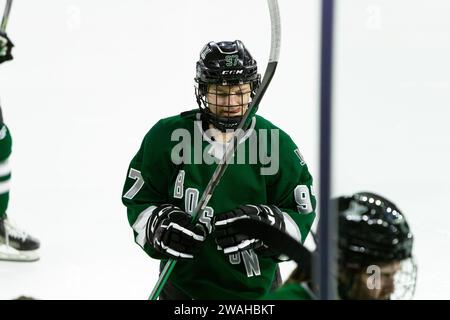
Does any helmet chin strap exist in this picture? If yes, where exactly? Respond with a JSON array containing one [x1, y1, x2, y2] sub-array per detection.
[[201, 108, 242, 133]]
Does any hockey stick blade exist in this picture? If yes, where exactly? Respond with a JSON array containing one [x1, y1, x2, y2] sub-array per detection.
[[148, 0, 281, 300], [230, 219, 312, 279], [1, 0, 13, 32]]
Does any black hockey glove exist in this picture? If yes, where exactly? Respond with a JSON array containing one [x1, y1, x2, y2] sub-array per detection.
[[0, 32, 13, 63], [213, 204, 286, 255], [146, 204, 206, 259]]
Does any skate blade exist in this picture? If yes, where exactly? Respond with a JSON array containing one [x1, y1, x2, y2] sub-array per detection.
[[0, 244, 39, 262]]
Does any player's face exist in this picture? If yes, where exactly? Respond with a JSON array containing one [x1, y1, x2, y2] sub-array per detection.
[[206, 83, 252, 118], [349, 261, 401, 300]]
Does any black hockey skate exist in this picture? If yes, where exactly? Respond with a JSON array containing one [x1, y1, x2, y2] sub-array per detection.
[[0, 215, 40, 262]]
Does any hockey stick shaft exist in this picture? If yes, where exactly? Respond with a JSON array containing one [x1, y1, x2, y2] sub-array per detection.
[[148, 0, 281, 300], [1, 0, 13, 32]]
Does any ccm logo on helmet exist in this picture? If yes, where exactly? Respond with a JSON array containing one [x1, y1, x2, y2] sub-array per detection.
[[222, 70, 244, 75]]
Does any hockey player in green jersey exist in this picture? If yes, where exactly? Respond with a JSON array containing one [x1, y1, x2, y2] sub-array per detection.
[[0, 31, 40, 261], [122, 40, 316, 299], [264, 192, 417, 300]]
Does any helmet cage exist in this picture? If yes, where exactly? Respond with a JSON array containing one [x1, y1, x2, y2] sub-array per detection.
[[195, 79, 260, 132]]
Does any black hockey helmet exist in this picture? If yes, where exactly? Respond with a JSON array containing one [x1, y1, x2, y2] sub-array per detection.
[[336, 192, 416, 299], [194, 40, 261, 131], [337, 192, 413, 268]]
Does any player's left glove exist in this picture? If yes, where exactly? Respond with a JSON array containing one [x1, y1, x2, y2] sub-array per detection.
[[213, 204, 286, 254], [0, 32, 14, 63]]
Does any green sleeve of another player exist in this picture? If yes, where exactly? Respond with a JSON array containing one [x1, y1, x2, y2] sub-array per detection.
[[122, 120, 176, 259], [262, 283, 314, 300], [266, 131, 316, 244]]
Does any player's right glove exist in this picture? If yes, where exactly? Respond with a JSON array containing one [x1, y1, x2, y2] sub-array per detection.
[[0, 32, 14, 63], [146, 204, 206, 259], [213, 204, 286, 255]]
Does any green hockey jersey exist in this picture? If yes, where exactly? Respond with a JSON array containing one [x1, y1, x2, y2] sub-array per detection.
[[122, 110, 316, 299]]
